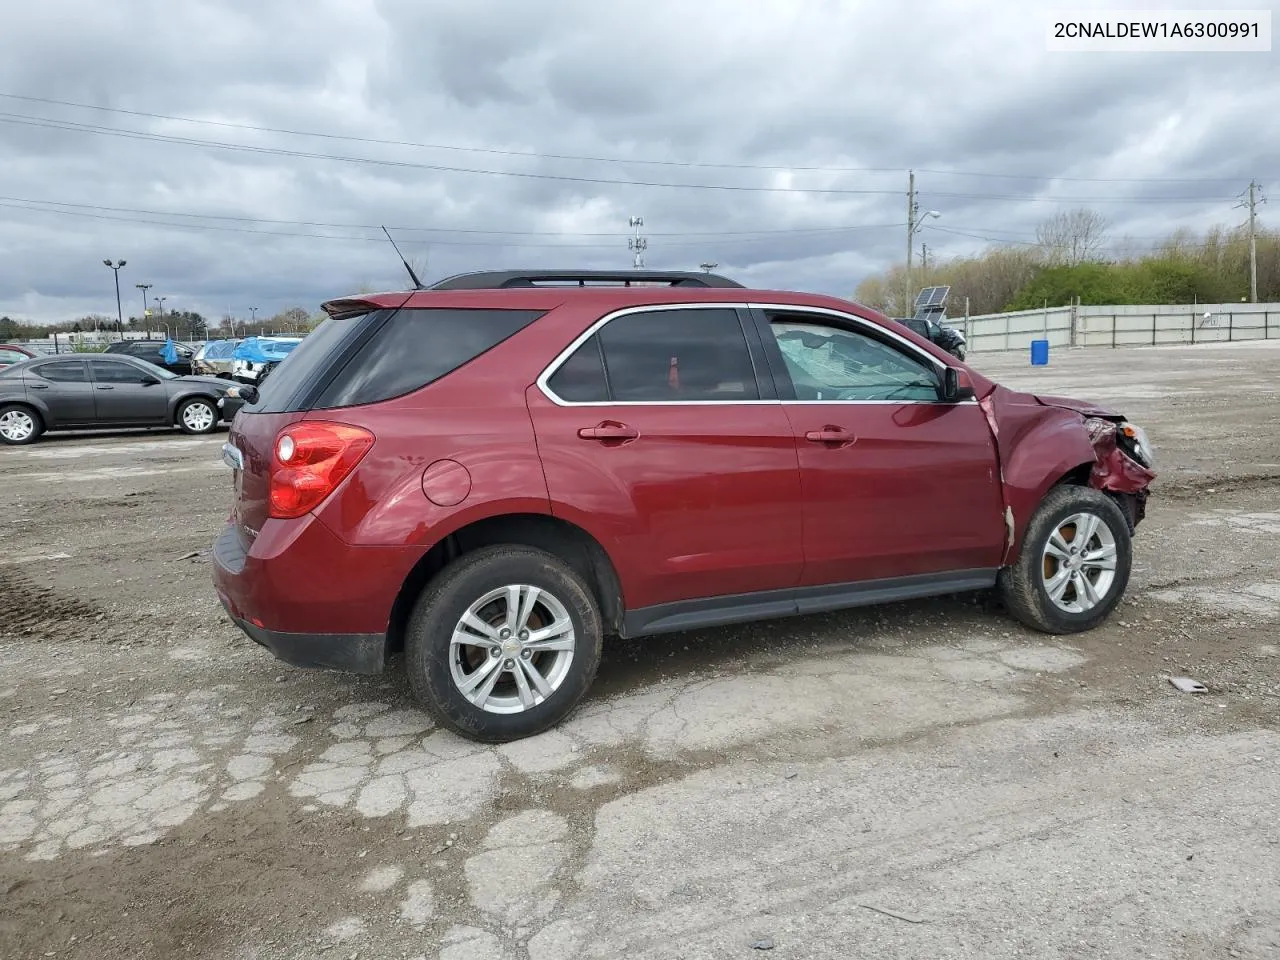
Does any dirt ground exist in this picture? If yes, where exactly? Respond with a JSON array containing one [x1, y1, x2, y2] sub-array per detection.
[[2, 340, 1278, 960]]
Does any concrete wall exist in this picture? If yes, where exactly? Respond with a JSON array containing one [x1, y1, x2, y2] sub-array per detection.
[[959, 302, 1280, 354]]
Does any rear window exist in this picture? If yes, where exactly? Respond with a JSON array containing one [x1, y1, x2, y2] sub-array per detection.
[[312, 308, 545, 409], [253, 312, 380, 413]]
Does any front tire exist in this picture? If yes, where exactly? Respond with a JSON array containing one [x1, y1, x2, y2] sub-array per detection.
[[998, 485, 1132, 634], [0, 404, 44, 445], [176, 397, 218, 435], [404, 545, 604, 742]]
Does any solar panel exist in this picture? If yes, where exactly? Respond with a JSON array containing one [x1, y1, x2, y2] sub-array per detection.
[[914, 285, 950, 310]]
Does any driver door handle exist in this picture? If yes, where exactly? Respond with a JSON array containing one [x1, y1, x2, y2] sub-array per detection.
[[96, 385, 115, 390], [804, 426, 856, 446]]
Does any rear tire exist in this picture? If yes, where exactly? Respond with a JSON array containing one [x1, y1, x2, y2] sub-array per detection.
[[998, 485, 1132, 634], [404, 545, 603, 742], [0, 404, 43, 445], [176, 397, 218, 435]]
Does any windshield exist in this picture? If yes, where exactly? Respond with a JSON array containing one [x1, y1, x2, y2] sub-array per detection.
[[131, 357, 179, 380]]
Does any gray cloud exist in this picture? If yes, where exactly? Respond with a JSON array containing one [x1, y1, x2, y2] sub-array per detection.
[[0, 0, 1276, 325]]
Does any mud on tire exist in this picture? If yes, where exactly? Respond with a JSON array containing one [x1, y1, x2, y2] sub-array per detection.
[[404, 545, 604, 742], [998, 484, 1133, 634]]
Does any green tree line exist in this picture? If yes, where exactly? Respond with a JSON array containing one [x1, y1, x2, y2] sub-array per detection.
[[854, 210, 1280, 316], [1, 305, 320, 342]]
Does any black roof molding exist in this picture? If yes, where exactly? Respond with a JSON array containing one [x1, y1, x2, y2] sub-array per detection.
[[429, 269, 743, 290]]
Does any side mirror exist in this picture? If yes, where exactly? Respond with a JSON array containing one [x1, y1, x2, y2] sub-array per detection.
[[140, 376, 161, 386], [227, 384, 259, 405], [942, 367, 976, 403]]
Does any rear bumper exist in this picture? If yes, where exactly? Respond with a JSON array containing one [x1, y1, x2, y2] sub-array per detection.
[[211, 521, 409, 675], [218, 599, 386, 674]]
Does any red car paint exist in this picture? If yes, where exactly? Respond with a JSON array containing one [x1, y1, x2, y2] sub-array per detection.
[[0, 344, 38, 365], [212, 280, 1154, 669]]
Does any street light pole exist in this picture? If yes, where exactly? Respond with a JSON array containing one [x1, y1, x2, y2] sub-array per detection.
[[249, 306, 258, 329], [104, 259, 127, 338], [155, 296, 167, 339], [135, 282, 152, 338]]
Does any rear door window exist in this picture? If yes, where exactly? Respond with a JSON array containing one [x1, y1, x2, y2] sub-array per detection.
[[312, 308, 545, 409], [33, 360, 90, 382], [595, 307, 758, 402]]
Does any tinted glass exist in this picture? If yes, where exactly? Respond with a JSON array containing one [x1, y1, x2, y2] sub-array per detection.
[[597, 308, 758, 402], [34, 361, 89, 383], [769, 319, 938, 402], [546, 335, 609, 402], [253, 312, 375, 412], [314, 308, 545, 409], [91, 359, 152, 383]]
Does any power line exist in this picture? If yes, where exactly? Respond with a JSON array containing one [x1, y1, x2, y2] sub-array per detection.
[[0, 198, 906, 248], [0, 92, 1250, 184], [0, 193, 900, 238], [0, 112, 1243, 203]]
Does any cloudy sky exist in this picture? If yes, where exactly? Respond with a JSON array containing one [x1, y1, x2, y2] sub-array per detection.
[[0, 0, 1276, 326]]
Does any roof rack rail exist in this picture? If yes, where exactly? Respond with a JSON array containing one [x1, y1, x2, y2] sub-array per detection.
[[428, 269, 743, 290]]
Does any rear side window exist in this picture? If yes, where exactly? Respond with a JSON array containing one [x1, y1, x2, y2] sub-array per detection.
[[313, 308, 545, 409], [253, 312, 380, 413], [546, 335, 609, 402], [548, 307, 759, 403], [33, 361, 89, 383]]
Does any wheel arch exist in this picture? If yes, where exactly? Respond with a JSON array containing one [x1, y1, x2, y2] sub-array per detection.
[[386, 513, 625, 657], [170, 391, 220, 423]]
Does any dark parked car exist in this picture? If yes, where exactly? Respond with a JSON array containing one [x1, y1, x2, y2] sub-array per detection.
[[0, 344, 38, 366], [898, 316, 966, 360], [103, 339, 195, 375], [213, 269, 1155, 743], [0, 354, 238, 445]]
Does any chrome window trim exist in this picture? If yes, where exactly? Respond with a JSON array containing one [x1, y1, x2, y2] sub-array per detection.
[[535, 301, 976, 407]]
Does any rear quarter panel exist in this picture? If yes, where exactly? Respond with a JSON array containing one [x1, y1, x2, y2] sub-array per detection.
[[307, 312, 580, 548]]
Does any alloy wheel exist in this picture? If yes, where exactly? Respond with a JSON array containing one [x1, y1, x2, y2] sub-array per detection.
[[448, 585, 576, 714]]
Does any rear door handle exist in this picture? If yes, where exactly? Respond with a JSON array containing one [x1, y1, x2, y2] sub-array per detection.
[[804, 426, 856, 446], [96, 386, 115, 391], [30, 383, 49, 389], [578, 421, 639, 442]]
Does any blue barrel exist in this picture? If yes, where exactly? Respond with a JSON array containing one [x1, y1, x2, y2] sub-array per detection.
[[1030, 338, 1050, 365]]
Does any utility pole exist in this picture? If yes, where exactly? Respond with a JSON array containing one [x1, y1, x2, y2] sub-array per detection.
[[1237, 180, 1266, 303], [135, 282, 151, 337], [103, 259, 126, 338], [628, 216, 647, 269], [904, 170, 916, 314], [699, 261, 718, 273]]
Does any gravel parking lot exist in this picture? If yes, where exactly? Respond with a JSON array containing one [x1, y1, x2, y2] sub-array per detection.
[[2, 341, 1279, 960]]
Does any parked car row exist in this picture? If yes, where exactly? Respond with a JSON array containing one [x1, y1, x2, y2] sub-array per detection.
[[193, 336, 304, 383], [0, 353, 244, 445]]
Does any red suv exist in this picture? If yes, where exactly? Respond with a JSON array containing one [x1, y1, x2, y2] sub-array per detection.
[[212, 270, 1155, 742]]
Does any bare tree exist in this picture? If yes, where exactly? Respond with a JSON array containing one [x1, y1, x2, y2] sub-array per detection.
[[1035, 208, 1109, 266]]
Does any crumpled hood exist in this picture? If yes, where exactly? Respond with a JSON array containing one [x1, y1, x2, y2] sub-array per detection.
[[1031, 393, 1123, 420]]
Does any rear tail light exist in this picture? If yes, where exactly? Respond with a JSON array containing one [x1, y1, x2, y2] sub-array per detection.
[[268, 421, 374, 519]]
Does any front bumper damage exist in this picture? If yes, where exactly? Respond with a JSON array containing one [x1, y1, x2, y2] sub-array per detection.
[[1084, 417, 1156, 528]]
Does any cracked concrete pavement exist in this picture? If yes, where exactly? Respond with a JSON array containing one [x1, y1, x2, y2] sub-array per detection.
[[1, 341, 1279, 959]]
